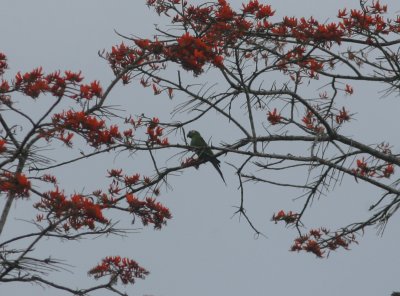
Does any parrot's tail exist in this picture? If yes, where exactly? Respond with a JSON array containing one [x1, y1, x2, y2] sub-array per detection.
[[211, 160, 226, 185]]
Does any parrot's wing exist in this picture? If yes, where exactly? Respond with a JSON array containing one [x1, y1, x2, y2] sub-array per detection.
[[190, 133, 208, 148], [189, 132, 226, 184], [191, 134, 214, 158]]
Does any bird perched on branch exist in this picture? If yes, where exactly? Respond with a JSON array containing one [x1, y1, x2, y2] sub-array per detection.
[[187, 130, 226, 184]]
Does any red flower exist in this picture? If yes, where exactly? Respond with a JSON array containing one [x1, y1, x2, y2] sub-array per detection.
[[337, 8, 347, 18], [64, 70, 83, 82], [303, 240, 324, 257], [152, 84, 161, 95], [216, 1, 235, 21], [272, 210, 298, 224], [345, 84, 353, 95], [88, 256, 149, 285], [124, 174, 140, 186], [256, 5, 274, 19], [107, 169, 123, 178], [0, 139, 6, 153], [161, 138, 169, 146], [90, 80, 102, 97], [0, 172, 31, 197], [267, 108, 282, 125], [0, 52, 8, 76], [335, 107, 350, 124], [0, 80, 9, 92], [383, 164, 394, 178]]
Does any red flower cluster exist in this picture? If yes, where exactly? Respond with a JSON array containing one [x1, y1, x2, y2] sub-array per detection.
[[353, 157, 375, 177], [345, 84, 354, 94], [267, 108, 282, 125], [1, 58, 101, 102], [88, 256, 149, 285], [291, 238, 324, 258], [142, 0, 270, 75], [52, 110, 122, 147], [382, 164, 394, 178], [13, 67, 91, 99], [45, 70, 84, 98], [41, 174, 58, 184], [302, 110, 324, 133], [335, 107, 351, 124], [165, 32, 224, 75], [125, 193, 172, 229], [181, 157, 200, 168], [34, 187, 109, 231], [109, 42, 139, 69], [272, 210, 299, 225], [273, 210, 357, 256], [0, 52, 8, 76], [0, 80, 9, 93], [339, 2, 389, 34], [79, 80, 102, 99], [270, 15, 344, 46], [0, 172, 31, 198], [242, 0, 275, 19], [0, 139, 6, 153], [352, 158, 395, 179], [14, 67, 49, 98], [106, 42, 146, 84], [124, 173, 141, 186], [276, 46, 324, 78], [290, 228, 357, 258], [106, 169, 145, 197], [146, 117, 169, 146]]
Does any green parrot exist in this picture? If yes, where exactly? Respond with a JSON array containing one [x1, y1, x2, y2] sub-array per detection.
[[187, 130, 226, 184]]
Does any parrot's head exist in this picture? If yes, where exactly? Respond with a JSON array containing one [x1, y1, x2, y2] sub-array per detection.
[[187, 130, 200, 138]]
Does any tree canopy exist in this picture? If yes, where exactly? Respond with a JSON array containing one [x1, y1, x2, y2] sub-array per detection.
[[1, 0, 400, 294]]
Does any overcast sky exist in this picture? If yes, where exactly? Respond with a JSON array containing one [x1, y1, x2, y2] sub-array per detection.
[[1, 1, 400, 296]]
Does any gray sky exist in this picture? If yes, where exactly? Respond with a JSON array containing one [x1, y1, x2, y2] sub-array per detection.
[[1, 1, 400, 295]]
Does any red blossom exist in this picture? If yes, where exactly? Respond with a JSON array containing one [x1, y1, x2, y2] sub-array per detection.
[[107, 169, 123, 178], [145, 118, 168, 146], [41, 174, 57, 184], [216, 0, 235, 21], [382, 164, 394, 178], [125, 194, 172, 229], [160, 138, 169, 146], [288, 228, 357, 258], [303, 240, 324, 257], [34, 188, 109, 231], [337, 8, 347, 18], [64, 70, 83, 83], [354, 157, 375, 177], [88, 256, 149, 285], [0, 172, 31, 198], [14, 67, 50, 98], [267, 108, 282, 125], [152, 84, 161, 95], [0, 139, 6, 153], [124, 173, 141, 186], [272, 210, 299, 225], [335, 107, 350, 124], [302, 110, 323, 132], [52, 110, 121, 147], [80, 80, 103, 99], [256, 5, 274, 19], [345, 84, 354, 94], [0, 80, 9, 92], [135, 39, 151, 49], [181, 157, 199, 168], [0, 52, 7, 76]]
